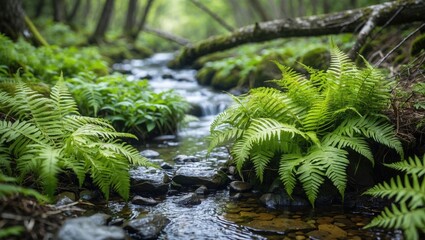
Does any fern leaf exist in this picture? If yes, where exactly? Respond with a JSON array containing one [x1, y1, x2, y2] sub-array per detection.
[[279, 153, 304, 196], [365, 203, 425, 240], [364, 175, 425, 209], [322, 133, 374, 164], [251, 146, 274, 183], [297, 160, 325, 207], [208, 127, 244, 153], [0, 120, 46, 145], [51, 77, 79, 118], [385, 155, 425, 177]]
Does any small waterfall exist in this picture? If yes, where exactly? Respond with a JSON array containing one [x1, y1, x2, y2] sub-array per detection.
[[113, 53, 233, 119]]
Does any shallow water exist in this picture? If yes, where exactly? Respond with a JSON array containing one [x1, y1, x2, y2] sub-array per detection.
[[109, 53, 403, 239]]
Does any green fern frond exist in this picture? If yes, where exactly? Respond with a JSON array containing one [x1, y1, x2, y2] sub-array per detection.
[[97, 142, 151, 166], [328, 45, 356, 80], [365, 203, 425, 240], [51, 77, 79, 118], [297, 160, 325, 207], [0, 120, 46, 145], [251, 147, 274, 183], [322, 133, 374, 164], [0, 174, 48, 201], [385, 155, 425, 177], [208, 127, 244, 153], [279, 153, 304, 196], [365, 175, 425, 209]]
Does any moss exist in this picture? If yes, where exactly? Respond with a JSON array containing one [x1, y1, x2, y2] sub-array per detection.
[[294, 47, 330, 72], [211, 68, 240, 91], [196, 67, 216, 86], [411, 33, 425, 57], [193, 51, 233, 69], [251, 52, 292, 87]]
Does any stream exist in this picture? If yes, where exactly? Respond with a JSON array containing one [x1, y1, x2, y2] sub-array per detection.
[[108, 53, 403, 240]]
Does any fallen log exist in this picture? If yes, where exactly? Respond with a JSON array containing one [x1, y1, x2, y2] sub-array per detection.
[[169, 0, 425, 68]]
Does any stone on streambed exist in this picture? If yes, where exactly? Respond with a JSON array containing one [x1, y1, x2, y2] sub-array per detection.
[[124, 214, 170, 239], [242, 217, 315, 234], [130, 167, 169, 196], [229, 181, 253, 192], [172, 164, 230, 189], [57, 213, 126, 240], [174, 193, 201, 206], [131, 195, 160, 206], [173, 154, 200, 163], [260, 192, 309, 208], [140, 149, 160, 158]]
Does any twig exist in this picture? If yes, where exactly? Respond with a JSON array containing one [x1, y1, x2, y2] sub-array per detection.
[[375, 23, 425, 66]]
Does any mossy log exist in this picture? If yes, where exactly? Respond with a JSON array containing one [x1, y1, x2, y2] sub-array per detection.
[[169, 0, 425, 68]]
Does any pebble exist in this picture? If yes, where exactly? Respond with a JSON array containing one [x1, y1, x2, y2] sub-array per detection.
[[317, 216, 333, 224]]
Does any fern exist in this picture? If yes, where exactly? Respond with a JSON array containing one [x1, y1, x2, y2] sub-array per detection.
[[209, 45, 402, 206], [364, 155, 425, 240], [0, 78, 151, 200]]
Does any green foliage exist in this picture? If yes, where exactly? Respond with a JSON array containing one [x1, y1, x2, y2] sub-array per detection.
[[0, 78, 151, 200], [209, 45, 402, 206], [413, 82, 425, 110], [0, 173, 48, 201], [364, 155, 425, 240], [68, 73, 190, 139], [0, 34, 108, 82]]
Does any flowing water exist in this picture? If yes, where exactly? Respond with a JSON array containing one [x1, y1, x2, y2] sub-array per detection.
[[110, 54, 403, 240]]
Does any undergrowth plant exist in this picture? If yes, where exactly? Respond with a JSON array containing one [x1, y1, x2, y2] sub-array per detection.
[[364, 155, 425, 240], [69, 73, 189, 139], [208, 45, 403, 206], [0, 77, 151, 200]]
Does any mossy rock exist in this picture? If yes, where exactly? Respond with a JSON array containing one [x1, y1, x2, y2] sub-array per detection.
[[294, 47, 330, 72], [196, 67, 217, 86], [193, 51, 233, 69], [253, 52, 293, 88], [411, 33, 425, 57], [211, 68, 240, 91]]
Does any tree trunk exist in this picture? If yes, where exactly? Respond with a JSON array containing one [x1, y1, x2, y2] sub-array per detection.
[[81, 0, 91, 23], [124, 0, 138, 37], [278, 0, 287, 18], [35, 0, 45, 18], [53, 0, 67, 22], [169, 0, 425, 68], [89, 0, 115, 44], [298, 0, 305, 17], [323, 0, 330, 14], [248, 0, 270, 21], [0, 0, 25, 41], [311, 0, 318, 15], [67, 0, 82, 23], [189, 0, 234, 32], [130, 0, 155, 41], [144, 26, 191, 46]]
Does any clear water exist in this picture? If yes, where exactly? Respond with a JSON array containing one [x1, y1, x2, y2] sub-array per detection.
[[109, 54, 402, 240]]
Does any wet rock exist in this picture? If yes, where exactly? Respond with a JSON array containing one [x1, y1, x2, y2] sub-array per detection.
[[173, 154, 200, 163], [131, 181, 169, 196], [162, 73, 174, 79], [124, 214, 170, 239], [260, 193, 309, 208], [228, 166, 237, 175], [55, 194, 74, 207], [243, 217, 315, 233], [175, 193, 201, 205], [307, 230, 332, 240], [57, 213, 125, 240], [153, 135, 176, 142], [130, 168, 169, 196], [140, 149, 160, 158], [163, 173, 172, 183], [229, 181, 252, 192], [172, 165, 230, 189], [318, 224, 348, 238], [195, 185, 209, 195], [131, 195, 159, 206], [317, 216, 334, 224], [160, 162, 173, 170], [79, 190, 97, 201]]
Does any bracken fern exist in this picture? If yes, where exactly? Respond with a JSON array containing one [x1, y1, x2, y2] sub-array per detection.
[[0, 77, 151, 200], [208, 45, 403, 206]]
